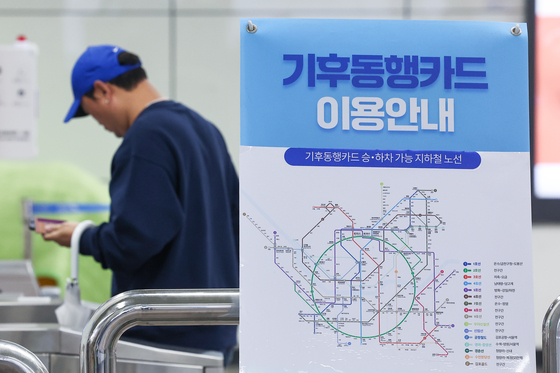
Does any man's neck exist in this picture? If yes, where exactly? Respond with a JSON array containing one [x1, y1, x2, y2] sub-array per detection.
[[124, 80, 163, 127]]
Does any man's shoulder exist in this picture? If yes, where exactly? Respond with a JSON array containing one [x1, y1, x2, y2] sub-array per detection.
[[137, 101, 223, 140], [135, 101, 214, 135], [138, 100, 203, 124], [121, 102, 213, 154]]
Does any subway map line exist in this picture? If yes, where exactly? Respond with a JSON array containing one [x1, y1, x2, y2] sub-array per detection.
[[244, 185, 457, 355]]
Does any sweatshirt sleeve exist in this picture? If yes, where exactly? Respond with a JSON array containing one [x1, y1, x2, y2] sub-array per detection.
[[80, 154, 185, 274]]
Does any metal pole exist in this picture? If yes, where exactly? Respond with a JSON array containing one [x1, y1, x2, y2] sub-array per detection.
[[543, 295, 560, 373], [0, 339, 49, 373], [80, 288, 239, 373], [21, 199, 33, 260]]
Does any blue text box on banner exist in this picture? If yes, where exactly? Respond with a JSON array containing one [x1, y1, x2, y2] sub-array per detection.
[[240, 19, 529, 152]]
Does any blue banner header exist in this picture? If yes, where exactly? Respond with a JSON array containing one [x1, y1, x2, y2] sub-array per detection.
[[241, 19, 529, 152]]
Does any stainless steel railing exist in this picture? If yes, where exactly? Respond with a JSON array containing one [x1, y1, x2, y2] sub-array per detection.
[[0, 339, 49, 373], [80, 288, 239, 373], [543, 295, 560, 373]]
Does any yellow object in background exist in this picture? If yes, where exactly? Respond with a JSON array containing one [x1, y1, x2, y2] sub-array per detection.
[[0, 161, 112, 304]]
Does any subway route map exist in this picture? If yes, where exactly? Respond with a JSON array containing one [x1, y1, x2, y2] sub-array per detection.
[[243, 185, 458, 356]]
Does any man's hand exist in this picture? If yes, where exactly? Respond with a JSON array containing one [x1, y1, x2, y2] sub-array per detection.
[[42, 221, 80, 247]]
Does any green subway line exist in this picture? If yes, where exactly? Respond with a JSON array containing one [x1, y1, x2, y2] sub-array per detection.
[[310, 235, 417, 339]]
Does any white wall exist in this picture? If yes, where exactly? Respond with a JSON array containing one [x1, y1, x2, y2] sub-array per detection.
[[4, 0, 554, 348]]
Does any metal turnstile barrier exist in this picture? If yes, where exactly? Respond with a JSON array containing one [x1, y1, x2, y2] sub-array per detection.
[[0, 339, 49, 373], [0, 281, 239, 373], [81, 288, 239, 373], [543, 296, 560, 373]]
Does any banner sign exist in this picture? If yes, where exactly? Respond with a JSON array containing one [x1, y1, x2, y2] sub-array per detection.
[[240, 19, 534, 373]]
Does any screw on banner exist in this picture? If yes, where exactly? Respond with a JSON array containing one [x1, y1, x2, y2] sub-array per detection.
[[511, 24, 522, 36], [247, 20, 258, 33]]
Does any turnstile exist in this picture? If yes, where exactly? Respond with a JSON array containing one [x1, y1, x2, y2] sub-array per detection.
[[0, 263, 226, 373], [0, 260, 233, 373], [0, 323, 224, 373], [543, 296, 560, 373]]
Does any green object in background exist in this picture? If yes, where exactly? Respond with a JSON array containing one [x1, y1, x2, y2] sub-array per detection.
[[0, 161, 112, 304]]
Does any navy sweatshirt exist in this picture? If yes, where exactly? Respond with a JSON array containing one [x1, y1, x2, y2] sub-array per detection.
[[80, 100, 239, 356]]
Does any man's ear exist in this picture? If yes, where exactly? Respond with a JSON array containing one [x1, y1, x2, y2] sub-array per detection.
[[92, 80, 114, 101]]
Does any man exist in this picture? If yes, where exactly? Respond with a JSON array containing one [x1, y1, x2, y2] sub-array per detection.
[[43, 45, 239, 363]]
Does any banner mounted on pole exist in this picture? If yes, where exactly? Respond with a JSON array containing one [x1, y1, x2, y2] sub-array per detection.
[[240, 19, 534, 373]]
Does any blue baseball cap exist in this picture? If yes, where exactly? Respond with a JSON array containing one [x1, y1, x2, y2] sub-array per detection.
[[64, 45, 141, 123]]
